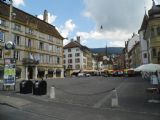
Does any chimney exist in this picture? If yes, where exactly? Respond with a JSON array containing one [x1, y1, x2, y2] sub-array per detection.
[[43, 10, 48, 23], [77, 36, 80, 43]]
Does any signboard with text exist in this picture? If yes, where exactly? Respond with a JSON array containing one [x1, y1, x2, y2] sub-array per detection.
[[3, 58, 16, 86]]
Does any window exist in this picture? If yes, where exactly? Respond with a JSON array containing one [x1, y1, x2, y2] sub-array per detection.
[[48, 35, 53, 41], [68, 65, 72, 69], [14, 51, 20, 61], [14, 24, 21, 31], [0, 31, 5, 42], [14, 34, 20, 46], [157, 27, 160, 35], [68, 49, 71, 52], [0, 49, 3, 59], [64, 55, 66, 58], [68, 59, 72, 63], [39, 42, 44, 50], [143, 53, 147, 58], [0, 19, 6, 26], [28, 39, 31, 48], [75, 53, 80, 57], [76, 48, 79, 51], [152, 48, 156, 57], [48, 45, 52, 51], [64, 60, 66, 64], [75, 64, 80, 69], [75, 58, 80, 63], [28, 28, 33, 34], [68, 54, 72, 57], [151, 28, 155, 38], [57, 57, 60, 64]]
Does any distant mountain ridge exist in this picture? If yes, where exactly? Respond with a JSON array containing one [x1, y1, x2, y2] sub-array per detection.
[[90, 47, 124, 55]]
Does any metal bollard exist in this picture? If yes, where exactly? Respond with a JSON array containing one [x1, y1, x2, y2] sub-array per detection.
[[111, 89, 119, 107], [50, 86, 55, 99]]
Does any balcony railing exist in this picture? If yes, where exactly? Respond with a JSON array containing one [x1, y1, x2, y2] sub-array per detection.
[[22, 58, 39, 66]]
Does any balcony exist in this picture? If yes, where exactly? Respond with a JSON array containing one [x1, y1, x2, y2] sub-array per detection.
[[22, 58, 39, 66]]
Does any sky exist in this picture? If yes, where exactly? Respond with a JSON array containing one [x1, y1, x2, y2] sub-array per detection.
[[9, 0, 156, 48]]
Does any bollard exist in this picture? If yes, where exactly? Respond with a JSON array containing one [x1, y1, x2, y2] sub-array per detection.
[[50, 86, 55, 99], [111, 88, 119, 107]]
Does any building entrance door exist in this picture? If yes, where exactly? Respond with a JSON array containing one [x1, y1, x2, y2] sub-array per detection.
[[28, 66, 33, 79]]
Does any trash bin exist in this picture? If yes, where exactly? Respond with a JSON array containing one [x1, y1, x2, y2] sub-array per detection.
[[40, 80, 47, 95], [33, 80, 41, 95], [33, 80, 47, 95], [20, 80, 33, 94]]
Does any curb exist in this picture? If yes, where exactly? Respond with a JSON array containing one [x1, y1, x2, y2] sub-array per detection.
[[0, 95, 31, 109]]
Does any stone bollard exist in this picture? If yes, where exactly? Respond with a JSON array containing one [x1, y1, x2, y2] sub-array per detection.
[[111, 88, 119, 107], [50, 86, 55, 99]]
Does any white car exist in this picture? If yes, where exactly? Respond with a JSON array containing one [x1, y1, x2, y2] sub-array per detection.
[[85, 73, 91, 77], [78, 73, 85, 77]]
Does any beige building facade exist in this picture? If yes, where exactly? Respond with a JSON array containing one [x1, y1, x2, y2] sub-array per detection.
[[144, 1, 160, 64], [0, 1, 64, 81]]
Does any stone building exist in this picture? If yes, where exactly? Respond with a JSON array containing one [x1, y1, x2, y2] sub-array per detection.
[[144, 0, 160, 64], [0, 1, 64, 80]]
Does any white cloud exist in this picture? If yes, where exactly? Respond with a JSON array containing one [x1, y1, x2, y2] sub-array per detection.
[[59, 19, 76, 38], [83, 0, 153, 32], [76, 30, 131, 47], [37, 13, 57, 24], [13, 0, 25, 7], [80, 0, 154, 47]]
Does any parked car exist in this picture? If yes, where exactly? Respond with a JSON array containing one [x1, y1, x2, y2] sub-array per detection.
[[78, 73, 86, 77], [85, 73, 91, 77]]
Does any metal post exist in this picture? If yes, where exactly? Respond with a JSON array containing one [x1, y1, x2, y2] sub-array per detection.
[[111, 88, 119, 107], [50, 86, 55, 99], [9, 0, 13, 43]]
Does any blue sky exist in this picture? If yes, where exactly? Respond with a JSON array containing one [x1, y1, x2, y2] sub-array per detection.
[[11, 0, 155, 48]]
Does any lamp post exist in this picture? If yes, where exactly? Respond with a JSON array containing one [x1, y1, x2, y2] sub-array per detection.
[[3, 0, 16, 91]]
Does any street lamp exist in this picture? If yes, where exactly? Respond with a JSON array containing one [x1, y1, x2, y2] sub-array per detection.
[[3, 0, 17, 91]]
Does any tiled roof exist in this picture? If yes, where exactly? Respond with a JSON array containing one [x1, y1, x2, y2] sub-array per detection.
[[64, 41, 90, 52], [0, 1, 63, 40]]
